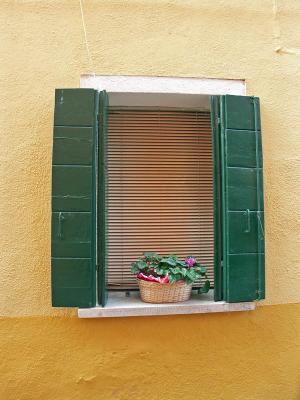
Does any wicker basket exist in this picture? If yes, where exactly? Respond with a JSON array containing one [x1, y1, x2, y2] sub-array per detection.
[[137, 279, 192, 303]]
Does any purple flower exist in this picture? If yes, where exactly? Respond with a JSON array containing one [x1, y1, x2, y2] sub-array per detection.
[[185, 257, 196, 268]]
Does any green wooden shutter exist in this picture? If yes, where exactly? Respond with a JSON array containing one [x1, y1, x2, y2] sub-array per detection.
[[51, 89, 98, 307], [211, 97, 223, 301], [212, 95, 265, 302], [98, 90, 108, 307]]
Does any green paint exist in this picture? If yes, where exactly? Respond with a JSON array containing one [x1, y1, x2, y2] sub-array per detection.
[[52, 166, 92, 211], [219, 95, 265, 302], [51, 89, 97, 308], [220, 96, 229, 300], [254, 97, 265, 300], [98, 90, 109, 307], [53, 127, 93, 165], [54, 89, 96, 126], [210, 96, 223, 301], [52, 212, 92, 258]]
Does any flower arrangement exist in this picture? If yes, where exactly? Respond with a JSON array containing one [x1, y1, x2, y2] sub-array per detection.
[[131, 252, 210, 294]]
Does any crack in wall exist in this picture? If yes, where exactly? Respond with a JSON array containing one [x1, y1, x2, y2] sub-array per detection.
[[272, 0, 300, 55]]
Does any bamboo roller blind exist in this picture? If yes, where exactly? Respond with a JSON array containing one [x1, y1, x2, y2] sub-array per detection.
[[106, 109, 214, 289]]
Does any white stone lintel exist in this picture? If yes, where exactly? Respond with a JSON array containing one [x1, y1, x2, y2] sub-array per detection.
[[80, 75, 245, 96]]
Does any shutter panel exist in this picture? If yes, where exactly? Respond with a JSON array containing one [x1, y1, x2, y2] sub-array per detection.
[[215, 95, 265, 302], [210, 97, 223, 301], [98, 90, 108, 306], [51, 89, 98, 307]]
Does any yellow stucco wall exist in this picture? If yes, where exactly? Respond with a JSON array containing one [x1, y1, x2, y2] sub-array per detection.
[[1, 1, 300, 398]]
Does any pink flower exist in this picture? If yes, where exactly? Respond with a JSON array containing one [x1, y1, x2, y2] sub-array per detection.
[[185, 257, 196, 268]]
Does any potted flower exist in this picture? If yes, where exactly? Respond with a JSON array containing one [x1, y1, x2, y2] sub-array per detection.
[[131, 252, 210, 303]]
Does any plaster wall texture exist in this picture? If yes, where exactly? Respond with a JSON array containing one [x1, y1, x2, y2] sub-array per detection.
[[1, 0, 300, 316], [1, 1, 300, 399], [1, 304, 300, 400]]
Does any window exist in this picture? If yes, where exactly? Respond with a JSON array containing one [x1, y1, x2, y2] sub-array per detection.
[[51, 77, 265, 311], [106, 108, 214, 290]]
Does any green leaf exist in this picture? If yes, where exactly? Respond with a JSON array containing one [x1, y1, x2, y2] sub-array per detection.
[[131, 265, 139, 274], [198, 280, 210, 294], [173, 267, 182, 274], [177, 260, 186, 267], [155, 268, 165, 276], [193, 266, 207, 276], [160, 257, 177, 266], [136, 260, 147, 269], [188, 269, 197, 279], [143, 251, 155, 258]]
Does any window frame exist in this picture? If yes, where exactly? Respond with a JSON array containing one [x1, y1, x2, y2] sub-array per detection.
[[81, 75, 246, 307]]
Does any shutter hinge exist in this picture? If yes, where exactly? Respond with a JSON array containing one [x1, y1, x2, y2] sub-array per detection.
[[98, 113, 102, 123], [217, 117, 221, 125]]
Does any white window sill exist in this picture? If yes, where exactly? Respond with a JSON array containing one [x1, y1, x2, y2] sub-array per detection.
[[78, 290, 255, 318]]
